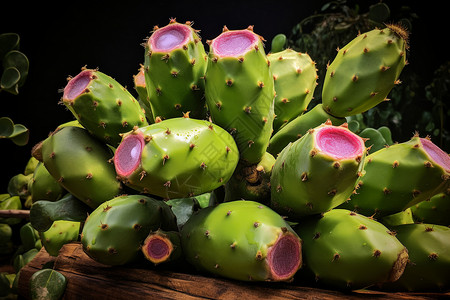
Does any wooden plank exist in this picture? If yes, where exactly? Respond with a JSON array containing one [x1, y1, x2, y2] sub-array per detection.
[[18, 243, 450, 300]]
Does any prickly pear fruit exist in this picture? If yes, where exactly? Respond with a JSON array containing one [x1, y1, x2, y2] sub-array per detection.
[[81, 194, 178, 266], [39, 220, 80, 257], [381, 223, 450, 292], [62, 68, 148, 146], [181, 200, 302, 282], [141, 229, 182, 265], [34, 126, 122, 208], [267, 49, 318, 132], [322, 24, 408, 117], [340, 135, 450, 218], [267, 104, 346, 156], [144, 19, 207, 120], [29, 162, 66, 202], [296, 209, 409, 290], [411, 191, 450, 226], [114, 117, 239, 199], [271, 121, 366, 219], [205, 26, 275, 165]]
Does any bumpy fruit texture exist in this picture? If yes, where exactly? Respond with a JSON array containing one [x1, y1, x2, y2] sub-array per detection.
[[271, 122, 366, 219], [181, 200, 302, 282], [39, 220, 80, 257], [411, 191, 450, 226], [141, 229, 182, 265], [133, 65, 154, 123], [340, 136, 450, 218], [382, 223, 450, 292], [37, 126, 122, 209], [29, 162, 66, 202], [81, 194, 178, 266], [267, 104, 346, 156], [62, 68, 148, 146], [296, 209, 408, 290], [205, 26, 275, 164], [267, 49, 318, 132], [322, 24, 408, 117], [144, 20, 207, 120], [114, 117, 239, 199]]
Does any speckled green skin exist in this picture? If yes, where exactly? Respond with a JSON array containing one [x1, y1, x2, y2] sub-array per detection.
[[322, 25, 407, 117], [267, 49, 318, 132], [29, 162, 66, 202], [295, 209, 408, 290], [62, 69, 148, 147], [411, 191, 450, 226], [81, 194, 177, 266], [340, 137, 450, 218], [271, 123, 366, 219], [267, 104, 346, 156], [114, 117, 239, 199], [382, 223, 450, 292], [40, 126, 122, 209], [144, 22, 207, 120], [181, 200, 302, 281], [205, 29, 275, 165], [39, 220, 80, 257]]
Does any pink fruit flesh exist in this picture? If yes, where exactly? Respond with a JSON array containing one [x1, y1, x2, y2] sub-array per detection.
[[149, 23, 191, 52], [315, 127, 364, 160], [212, 30, 258, 57], [147, 237, 170, 259], [63, 70, 92, 101], [420, 138, 450, 172], [267, 233, 301, 281], [114, 134, 144, 177]]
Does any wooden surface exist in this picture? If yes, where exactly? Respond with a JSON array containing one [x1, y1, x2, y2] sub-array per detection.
[[18, 243, 450, 300]]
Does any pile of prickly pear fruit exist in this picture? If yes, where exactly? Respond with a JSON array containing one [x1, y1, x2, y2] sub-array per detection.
[[1, 18, 450, 297]]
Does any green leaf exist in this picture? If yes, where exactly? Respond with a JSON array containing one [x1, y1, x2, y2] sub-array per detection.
[[3, 50, 29, 86], [0, 33, 20, 59], [1, 66, 20, 90], [368, 3, 390, 23], [10, 124, 30, 146], [270, 34, 287, 53], [0, 117, 14, 137], [30, 269, 67, 300]]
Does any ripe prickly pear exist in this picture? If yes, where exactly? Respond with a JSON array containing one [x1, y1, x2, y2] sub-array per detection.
[[296, 209, 408, 290], [39, 220, 80, 257], [267, 49, 318, 132], [271, 121, 366, 219], [205, 26, 275, 165], [181, 200, 302, 282], [62, 68, 148, 146], [81, 194, 177, 266], [144, 19, 207, 120], [114, 117, 239, 199], [340, 135, 450, 218], [322, 24, 408, 117], [141, 229, 182, 265]]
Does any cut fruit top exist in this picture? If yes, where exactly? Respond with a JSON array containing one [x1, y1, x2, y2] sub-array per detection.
[[266, 232, 302, 281], [149, 23, 192, 52], [114, 133, 145, 177], [420, 138, 450, 172], [211, 29, 259, 57], [315, 126, 365, 160], [63, 69, 93, 101]]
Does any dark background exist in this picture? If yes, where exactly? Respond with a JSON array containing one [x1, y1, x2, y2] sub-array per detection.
[[0, 0, 447, 192]]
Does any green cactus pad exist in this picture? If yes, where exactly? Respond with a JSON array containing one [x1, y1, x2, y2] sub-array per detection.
[[62, 68, 148, 146], [39, 220, 80, 257], [205, 27, 275, 164], [29, 162, 66, 202], [114, 117, 239, 199], [271, 122, 366, 219], [322, 24, 408, 117], [340, 136, 450, 218], [181, 200, 302, 281], [144, 20, 207, 120], [296, 209, 408, 290], [411, 191, 450, 226], [267, 49, 318, 132], [81, 194, 177, 266]]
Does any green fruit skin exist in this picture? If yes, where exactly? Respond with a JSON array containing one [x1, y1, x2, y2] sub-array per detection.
[[144, 22, 207, 120], [322, 26, 406, 117], [267, 104, 346, 157], [271, 123, 365, 219], [39, 220, 80, 257], [63, 69, 148, 147], [382, 223, 450, 292], [41, 126, 122, 209], [411, 191, 450, 226], [205, 29, 275, 165], [29, 162, 66, 202], [296, 209, 408, 290], [115, 117, 239, 199], [181, 200, 302, 281], [267, 49, 318, 132], [340, 137, 450, 218], [81, 194, 178, 266]]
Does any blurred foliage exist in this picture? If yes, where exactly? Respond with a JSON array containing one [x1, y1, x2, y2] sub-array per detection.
[[284, 0, 449, 151]]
